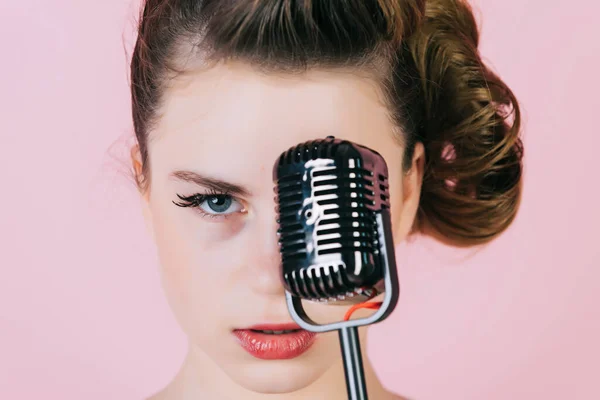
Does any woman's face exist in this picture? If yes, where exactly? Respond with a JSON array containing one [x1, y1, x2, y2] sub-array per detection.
[[136, 61, 423, 394]]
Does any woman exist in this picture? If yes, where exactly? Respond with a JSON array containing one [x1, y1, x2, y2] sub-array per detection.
[[128, 0, 523, 398]]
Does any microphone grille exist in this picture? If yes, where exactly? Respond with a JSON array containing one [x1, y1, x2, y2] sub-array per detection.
[[274, 137, 391, 303]]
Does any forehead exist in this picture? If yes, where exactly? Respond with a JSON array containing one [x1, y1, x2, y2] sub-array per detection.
[[149, 61, 403, 191]]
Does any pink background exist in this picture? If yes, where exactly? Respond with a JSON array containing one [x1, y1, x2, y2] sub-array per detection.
[[1, 0, 599, 399]]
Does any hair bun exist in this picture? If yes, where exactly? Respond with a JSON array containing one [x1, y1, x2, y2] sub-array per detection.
[[403, 0, 524, 245]]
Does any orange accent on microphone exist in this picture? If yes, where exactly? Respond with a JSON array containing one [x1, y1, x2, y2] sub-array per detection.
[[343, 289, 384, 321], [343, 301, 383, 321]]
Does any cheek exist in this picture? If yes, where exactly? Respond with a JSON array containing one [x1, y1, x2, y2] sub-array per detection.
[[151, 198, 242, 278], [150, 204, 240, 333], [385, 161, 408, 241], [390, 185, 403, 220], [387, 161, 404, 218]]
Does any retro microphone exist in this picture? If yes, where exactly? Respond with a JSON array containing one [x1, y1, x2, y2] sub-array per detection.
[[273, 136, 399, 400]]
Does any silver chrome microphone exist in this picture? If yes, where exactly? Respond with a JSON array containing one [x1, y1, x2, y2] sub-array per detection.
[[273, 136, 400, 400]]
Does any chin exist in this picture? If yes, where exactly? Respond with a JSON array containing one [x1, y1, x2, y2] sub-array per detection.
[[224, 360, 329, 393]]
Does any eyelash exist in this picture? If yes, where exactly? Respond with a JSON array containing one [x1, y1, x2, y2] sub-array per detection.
[[172, 189, 242, 220]]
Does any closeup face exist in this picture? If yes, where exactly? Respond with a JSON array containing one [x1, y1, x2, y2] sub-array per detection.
[[134, 61, 424, 394]]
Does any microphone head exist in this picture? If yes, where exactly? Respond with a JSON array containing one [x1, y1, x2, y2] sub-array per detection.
[[273, 136, 393, 305]]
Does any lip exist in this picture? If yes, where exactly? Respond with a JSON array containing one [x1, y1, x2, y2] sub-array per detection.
[[232, 323, 318, 360]]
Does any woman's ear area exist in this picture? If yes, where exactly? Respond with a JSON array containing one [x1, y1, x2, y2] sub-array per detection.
[[130, 144, 155, 242], [392, 141, 426, 244]]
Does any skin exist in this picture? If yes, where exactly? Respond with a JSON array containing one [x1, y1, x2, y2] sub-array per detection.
[[132, 60, 425, 400]]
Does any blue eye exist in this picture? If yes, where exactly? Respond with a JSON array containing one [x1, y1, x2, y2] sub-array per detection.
[[202, 195, 235, 214], [173, 192, 246, 219]]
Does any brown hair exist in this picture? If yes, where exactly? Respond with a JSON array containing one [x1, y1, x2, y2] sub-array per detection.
[[130, 0, 523, 246]]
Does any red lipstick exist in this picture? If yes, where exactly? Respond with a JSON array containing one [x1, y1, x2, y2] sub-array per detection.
[[232, 323, 317, 360]]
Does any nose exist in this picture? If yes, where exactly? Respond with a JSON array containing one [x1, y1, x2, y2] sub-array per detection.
[[245, 207, 286, 297]]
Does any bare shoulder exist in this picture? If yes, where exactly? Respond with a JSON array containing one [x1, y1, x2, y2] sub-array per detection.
[[149, 388, 409, 399], [144, 387, 169, 400], [386, 390, 413, 400]]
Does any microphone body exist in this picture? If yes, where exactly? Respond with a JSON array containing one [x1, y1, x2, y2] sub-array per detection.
[[273, 136, 400, 399], [275, 136, 394, 304]]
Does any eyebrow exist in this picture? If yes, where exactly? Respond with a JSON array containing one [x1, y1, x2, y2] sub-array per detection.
[[169, 170, 252, 197]]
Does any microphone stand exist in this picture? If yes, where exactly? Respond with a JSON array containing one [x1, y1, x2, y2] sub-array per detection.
[[339, 326, 368, 399]]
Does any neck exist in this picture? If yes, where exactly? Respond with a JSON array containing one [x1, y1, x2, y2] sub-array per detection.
[[158, 327, 393, 400]]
